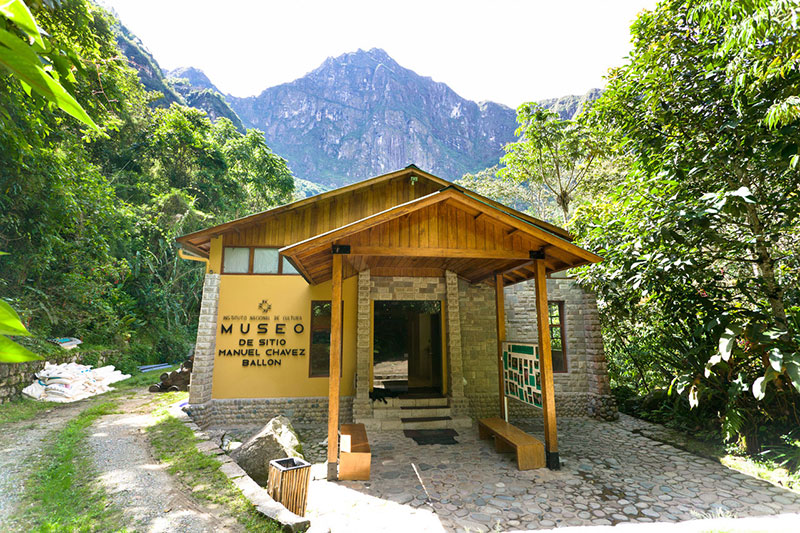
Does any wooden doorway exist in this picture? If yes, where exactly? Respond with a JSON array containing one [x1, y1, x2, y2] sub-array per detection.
[[372, 300, 443, 395]]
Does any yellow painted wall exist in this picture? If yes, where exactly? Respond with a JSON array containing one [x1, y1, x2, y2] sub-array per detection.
[[206, 236, 222, 274], [211, 275, 358, 399]]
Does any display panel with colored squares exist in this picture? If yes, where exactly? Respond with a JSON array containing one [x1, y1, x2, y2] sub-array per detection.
[[502, 342, 542, 408]]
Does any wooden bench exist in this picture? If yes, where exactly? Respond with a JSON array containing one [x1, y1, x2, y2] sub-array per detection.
[[339, 423, 371, 480], [478, 417, 545, 470]]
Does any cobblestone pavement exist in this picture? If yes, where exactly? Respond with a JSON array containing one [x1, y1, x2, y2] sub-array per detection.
[[294, 414, 800, 532]]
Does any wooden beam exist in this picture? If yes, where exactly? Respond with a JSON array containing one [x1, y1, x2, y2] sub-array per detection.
[[495, 273, 507, 420], [327, 253, 343, 480], [533, 258, 559, 470], [348, 246, 531, 260]]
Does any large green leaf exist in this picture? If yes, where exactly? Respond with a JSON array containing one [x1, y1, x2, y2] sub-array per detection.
[[0, 334, 42, 362], [0, 27, 97, 129], [718, 328, 736, 362], [785, 357, 800, 392], [0, 0, 44, 47], [0, 299, 30, 336]]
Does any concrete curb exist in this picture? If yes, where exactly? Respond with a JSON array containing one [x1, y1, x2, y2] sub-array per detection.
[[168, 401, 323, 533]]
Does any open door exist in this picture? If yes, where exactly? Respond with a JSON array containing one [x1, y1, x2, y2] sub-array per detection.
[[372, 300, 442, 395]]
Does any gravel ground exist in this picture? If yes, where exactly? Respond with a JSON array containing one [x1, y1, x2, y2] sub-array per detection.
[[0, 400, 89, 529], [88, 394, 244, 532]]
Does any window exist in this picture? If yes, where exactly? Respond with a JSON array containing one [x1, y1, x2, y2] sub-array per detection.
[[253, 248, 279, 273], [282, 257, 299, 275], [309, 300, 343, 377], [548, 301, 567, 373], [222, 247, 250, 273], [221, 247, 299, 275]]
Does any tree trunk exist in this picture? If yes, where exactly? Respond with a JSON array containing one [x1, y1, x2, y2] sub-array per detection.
[[744, 202, 788, 330]]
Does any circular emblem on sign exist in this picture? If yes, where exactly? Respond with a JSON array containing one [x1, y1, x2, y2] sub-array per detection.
[[258, 299, 272, 313]]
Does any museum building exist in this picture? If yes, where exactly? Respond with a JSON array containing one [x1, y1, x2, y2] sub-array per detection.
[[176, 166, 616, 475]]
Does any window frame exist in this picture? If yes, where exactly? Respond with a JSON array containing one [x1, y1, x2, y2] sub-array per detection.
[[548, 300, 568, 373], [308, 299, 344, 378], [221, 246, 300, 275]]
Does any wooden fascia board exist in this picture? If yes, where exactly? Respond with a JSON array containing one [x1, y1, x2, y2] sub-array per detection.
[[175, 167, 452, 247], [347, 246, 532, 260], [281, 187, 601, 279], [177, 240, 210, 259], [444, 195, 603, 265], [450, 185, 573, 241]]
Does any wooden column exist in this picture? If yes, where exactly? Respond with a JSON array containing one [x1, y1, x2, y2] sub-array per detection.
[[327, 253, 343, 480], [533, 258, 559, 469], [494, 273, 506, 420]]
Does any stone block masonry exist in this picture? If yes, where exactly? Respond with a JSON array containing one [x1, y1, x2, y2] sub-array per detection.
[[186, 396, 354, 428], [459, 275, 617, 420], [189, 273, 220, 405]]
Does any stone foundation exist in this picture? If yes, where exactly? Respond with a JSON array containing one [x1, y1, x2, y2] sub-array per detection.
[[185, 396, 354, 428], [459, 275, 617, 421], [465, 391, 617, 420]]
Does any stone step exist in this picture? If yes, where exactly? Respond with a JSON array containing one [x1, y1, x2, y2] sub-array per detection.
[[356, 415, 473, 431], [371, 406, 452, 419], [369, 396, 449, 408]]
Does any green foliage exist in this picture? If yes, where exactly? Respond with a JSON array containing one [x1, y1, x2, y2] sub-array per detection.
[[0, 0, 97, 129], [501, 104, 606, 223], [0, 296, 41, 362], [0, 0, 294, 360], [572, 0, 800, 453]]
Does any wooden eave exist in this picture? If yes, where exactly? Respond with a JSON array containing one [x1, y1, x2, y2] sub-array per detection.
[[175, 166, 573, 258], [280, 188, 601, 286]]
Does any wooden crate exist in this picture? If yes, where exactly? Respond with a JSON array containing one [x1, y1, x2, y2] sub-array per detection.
[[267, 457, 311, 516]]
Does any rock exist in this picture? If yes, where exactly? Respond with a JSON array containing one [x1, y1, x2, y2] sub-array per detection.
[[230, 416, 304, 486]]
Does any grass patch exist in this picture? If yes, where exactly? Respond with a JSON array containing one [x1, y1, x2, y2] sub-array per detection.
[[147, 410, 281, 532], [721, 455, 800, 493], [14, 401, 126, 532], [0, 396, 58, 426]]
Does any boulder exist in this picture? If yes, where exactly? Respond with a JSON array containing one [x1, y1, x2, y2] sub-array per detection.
[[230, 416, 304, 486]]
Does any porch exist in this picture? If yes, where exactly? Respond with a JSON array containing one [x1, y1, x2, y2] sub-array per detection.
[[280, 186, 603, 479]]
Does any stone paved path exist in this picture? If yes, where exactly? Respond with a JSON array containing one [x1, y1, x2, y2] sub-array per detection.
[[293, 414, 800, 532]]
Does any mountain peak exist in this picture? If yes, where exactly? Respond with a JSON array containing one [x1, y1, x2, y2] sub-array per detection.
[[167, 66, 217, 92]]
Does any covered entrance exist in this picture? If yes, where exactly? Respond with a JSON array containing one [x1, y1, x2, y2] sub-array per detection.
[[280, 181, 602, 479], [372, 300, 444, 396]]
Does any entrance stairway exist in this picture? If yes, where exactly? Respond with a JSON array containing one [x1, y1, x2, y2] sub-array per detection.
[[357, 396, 472, 431]]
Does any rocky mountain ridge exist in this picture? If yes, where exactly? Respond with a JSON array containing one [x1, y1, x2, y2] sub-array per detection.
[[115, 30, 599, 188]]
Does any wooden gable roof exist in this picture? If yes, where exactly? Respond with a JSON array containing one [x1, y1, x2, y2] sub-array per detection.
[[175, 166, 572, 258], [280, 187, 602, 286]]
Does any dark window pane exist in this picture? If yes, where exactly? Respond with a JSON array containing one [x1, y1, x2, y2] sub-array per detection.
[[548, 301, 567, 373], [309, 301, 342, 377], [310, 301, 331, 377]]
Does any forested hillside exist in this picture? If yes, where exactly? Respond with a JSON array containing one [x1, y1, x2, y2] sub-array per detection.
[[0, 0, 293, 370], [462, 0, 800, 474]]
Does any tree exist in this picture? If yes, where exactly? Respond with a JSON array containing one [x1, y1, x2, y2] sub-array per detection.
[[572, 0, 800, 448], [500, 104, 605, 223], [0, 0, 97, 129]]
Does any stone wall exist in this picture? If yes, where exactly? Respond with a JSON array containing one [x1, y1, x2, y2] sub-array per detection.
[[0, 349, 120, 404], [186, 396, 354, 428], [185, 271, 616, 425], [458, 275, 617, 420], [188, 273, 220, 405]]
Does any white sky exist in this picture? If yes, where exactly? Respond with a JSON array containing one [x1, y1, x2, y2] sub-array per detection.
[[102, 0, 658, 108]]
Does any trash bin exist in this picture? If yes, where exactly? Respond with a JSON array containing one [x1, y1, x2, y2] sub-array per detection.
[[267, 457, 312, 516]]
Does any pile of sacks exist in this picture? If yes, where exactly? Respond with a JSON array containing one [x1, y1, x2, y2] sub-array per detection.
[[22, 362, 130, 403]]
